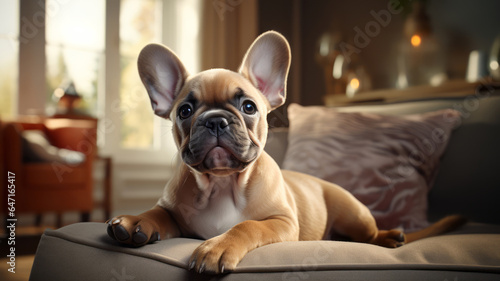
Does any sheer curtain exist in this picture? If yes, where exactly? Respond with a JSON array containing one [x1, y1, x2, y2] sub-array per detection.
[[200, 0, 258, 71]]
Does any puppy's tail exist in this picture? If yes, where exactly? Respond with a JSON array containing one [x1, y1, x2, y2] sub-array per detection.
[[405, 215, 467, 243]]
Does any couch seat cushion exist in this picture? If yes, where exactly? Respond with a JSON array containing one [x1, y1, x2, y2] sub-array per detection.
[[30, 222, 500, 280]]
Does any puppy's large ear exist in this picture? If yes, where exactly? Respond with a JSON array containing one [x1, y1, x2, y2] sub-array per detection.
[[138, 44, 188, 118], [239, 31, 291, 110]]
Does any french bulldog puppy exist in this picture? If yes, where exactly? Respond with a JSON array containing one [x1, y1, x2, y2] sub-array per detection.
[[107, 31, 464, 274]]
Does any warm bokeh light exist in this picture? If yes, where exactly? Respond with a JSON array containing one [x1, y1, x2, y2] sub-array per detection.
[[491, 61, 499, 71], [411, 35, 422, 47], [349, 78, 360, 90], [53, 88, 65, 99]]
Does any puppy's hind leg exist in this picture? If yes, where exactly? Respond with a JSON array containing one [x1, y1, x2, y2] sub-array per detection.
[[334, 215, 405, 248], [323, 182, 405, 248], [368, 215, 467, 247]]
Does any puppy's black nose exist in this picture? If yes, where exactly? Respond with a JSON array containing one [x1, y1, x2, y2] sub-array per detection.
[[205, 117, 229, 137]]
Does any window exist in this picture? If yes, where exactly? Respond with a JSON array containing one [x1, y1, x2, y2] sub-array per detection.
[[0, 0, 19, 118], [45, 0, 105, 116], [113, 0, 201, 160], [119, 0, 162, 149], [10, 0, 200, 164]]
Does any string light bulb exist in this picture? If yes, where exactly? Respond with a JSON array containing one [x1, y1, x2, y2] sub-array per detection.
[[411, 35, 422, 47]]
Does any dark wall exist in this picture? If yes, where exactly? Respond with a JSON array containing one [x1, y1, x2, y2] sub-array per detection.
[[259, 0, 500, 106], [258, 0, 296, 126], [427, 0, 500, 79]]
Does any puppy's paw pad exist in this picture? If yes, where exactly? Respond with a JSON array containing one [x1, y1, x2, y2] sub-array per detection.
[[106, 215, 158, 247], [114, 225, 131, 241], [132, 231, 148, 244]]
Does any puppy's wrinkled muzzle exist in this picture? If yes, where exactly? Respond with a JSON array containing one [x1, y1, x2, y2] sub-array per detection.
[[205, 117, 229, 137], [182, 110, 258, 174]]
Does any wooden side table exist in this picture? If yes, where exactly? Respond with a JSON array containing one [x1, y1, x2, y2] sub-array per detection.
[[97, 155, 112, 221]]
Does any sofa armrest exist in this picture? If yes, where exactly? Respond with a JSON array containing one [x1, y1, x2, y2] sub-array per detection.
[[44, 118, 98, 169], [44, 119, 97, 154]]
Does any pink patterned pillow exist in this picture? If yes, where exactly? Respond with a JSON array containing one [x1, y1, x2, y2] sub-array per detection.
[[282, 104, 461, 232]]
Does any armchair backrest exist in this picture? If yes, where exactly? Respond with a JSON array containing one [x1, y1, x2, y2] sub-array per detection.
[[1, 116, 98, 214]]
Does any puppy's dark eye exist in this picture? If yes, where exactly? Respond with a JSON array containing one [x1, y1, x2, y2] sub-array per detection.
[[178, 104, 193, 119], [241, 101, 257, 115]]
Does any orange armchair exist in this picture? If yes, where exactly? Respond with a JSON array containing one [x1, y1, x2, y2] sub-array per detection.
[[1, 117, 97, 225]]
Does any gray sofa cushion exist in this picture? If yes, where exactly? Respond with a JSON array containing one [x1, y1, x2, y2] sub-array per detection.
[[30, 222, 500, 280]]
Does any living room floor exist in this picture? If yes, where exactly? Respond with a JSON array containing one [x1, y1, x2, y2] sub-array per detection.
[[0, 255, 34, 281]]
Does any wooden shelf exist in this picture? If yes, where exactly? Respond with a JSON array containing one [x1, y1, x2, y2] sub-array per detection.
[[324, 80, 496, 106]]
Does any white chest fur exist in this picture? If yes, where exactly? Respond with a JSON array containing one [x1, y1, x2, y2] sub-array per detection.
[[187, 175, 247, 239]]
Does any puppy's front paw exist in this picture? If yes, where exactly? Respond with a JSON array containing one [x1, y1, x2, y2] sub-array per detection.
[[188, 235, 246, 274], [107, 215, 160, 247]]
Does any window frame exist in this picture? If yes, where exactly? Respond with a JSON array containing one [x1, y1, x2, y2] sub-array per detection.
[[102, 0, 183, 165]]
